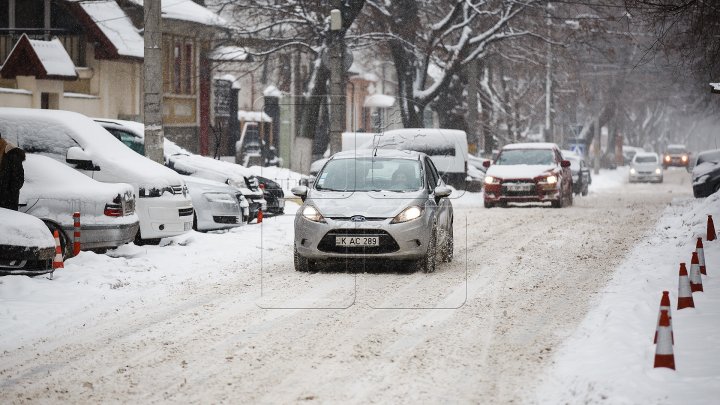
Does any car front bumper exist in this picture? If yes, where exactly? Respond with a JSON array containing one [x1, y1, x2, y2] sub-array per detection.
[[0, 245, 54, 276], [484, 182, 560, 204], [294, 215, 431, 261], [629, 173, 663, 182], [693, 181, 716, 198]]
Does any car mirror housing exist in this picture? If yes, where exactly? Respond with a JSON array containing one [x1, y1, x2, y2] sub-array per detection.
[[560, 160, 571, 168], [291, 185, 309, 201], [66, 146, 98, 171], [434, 185, 452, 200], [482, 160, 491, 168]]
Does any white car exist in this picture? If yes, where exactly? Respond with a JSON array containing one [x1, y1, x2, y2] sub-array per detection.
[[0, 108, 193, 243], [182, 176, 248, 231], [629, 152, 663, 183], [21, 154, 139, 257]]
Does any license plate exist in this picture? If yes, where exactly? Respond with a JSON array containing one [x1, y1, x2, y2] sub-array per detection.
[[335, 236, 379, 247], [184, 222, 192, 231], [506, 184, 532, 192]]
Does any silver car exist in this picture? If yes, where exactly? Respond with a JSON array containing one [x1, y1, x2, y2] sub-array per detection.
[[181, 176, 248, 231], [291, 149, 454, 273], [629, 152, 663, 183]]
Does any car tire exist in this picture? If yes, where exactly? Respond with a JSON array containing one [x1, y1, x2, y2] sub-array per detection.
[[43, 220, 72, 259], [441, 223, 454, 263], [484, 201, 494, 209], [294, 247, 313, 272], [134, 230, 161, 246], [417, 227, 437, 273]]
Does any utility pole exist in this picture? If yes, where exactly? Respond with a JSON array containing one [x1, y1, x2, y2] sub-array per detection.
[[466, 60, 480, 155], [593, 65, 600, 175], [544, 1, 553, 143], [328, 7, 345, 154], [144, 0, 164, 164]]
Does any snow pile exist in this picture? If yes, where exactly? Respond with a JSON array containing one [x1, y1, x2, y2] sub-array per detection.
[[0, 208, 55, 248], [589, 167, 628, 192], [534, 192, 720, 404], [80, 0, 144, 59]]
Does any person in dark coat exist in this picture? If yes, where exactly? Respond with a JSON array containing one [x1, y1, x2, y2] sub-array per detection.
[[0, 131, 26, 211]]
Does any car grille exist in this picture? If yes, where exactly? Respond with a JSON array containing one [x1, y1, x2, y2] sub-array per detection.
[[328, 217, 387, 222], [317, 229, 399, 254], [179, 207, 194, 216], [501, 181, 537, 197], [213, 215, 239, 224]]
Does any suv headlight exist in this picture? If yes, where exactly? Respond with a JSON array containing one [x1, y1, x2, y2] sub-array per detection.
[[630, 168, 637, 175], [391, 206, 423, 224], [203, 192, 236, 203], [484, 176, 500, 185], [541, 175, 558, 184], [302, 205, 325, 222]]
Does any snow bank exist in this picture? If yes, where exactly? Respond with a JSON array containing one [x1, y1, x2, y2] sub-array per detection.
[[0, 208, 54, 248], [534, 192, 720, 404]]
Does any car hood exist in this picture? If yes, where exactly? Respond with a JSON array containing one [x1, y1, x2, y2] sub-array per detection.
[[693, 161, 720, 179], [485, 164, 556, 180], [308, 190, 426, 218]]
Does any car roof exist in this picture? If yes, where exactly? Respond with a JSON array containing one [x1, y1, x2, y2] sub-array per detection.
[[331, 149, 423, 160], [502, 142, 559, 150], [667, 144, 686, 149], [634, 152, 659, 158]]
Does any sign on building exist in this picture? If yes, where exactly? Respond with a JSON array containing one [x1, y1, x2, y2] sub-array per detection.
[[214, 79, 232, 118]]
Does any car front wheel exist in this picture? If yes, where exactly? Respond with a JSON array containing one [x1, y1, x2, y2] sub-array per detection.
[[441, 223, 453, 263], [294, 247, 313, 272], [417, 227, 437, 273]]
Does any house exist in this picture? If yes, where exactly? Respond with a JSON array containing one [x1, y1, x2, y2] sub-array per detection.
[[0, 0, 227, 155]]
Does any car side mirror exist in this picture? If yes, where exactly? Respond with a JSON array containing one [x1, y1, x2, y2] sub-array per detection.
[[66, 146, 98, 170], [291, 185, 308, 202], [560, 160, 571, 168], [482, 160, 491, 168], [434, 185, 451, 203]]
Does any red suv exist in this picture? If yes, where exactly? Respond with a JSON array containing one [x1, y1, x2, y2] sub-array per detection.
[[483, 143, 573, 208], [662, 144, 690, 169]]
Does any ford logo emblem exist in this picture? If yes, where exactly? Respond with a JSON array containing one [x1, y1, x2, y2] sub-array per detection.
[[350, 215, 366, 222]]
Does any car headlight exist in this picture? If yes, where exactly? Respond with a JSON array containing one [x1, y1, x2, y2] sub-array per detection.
[[391, 206, 424, 224], [484, 176, 500, 185], [543, 175, 558, 184], [630, 168, 637, 175], [203, 192, 236, 203], [655, 168, 662, 175], [302, 205, 325, 222], [681, 155, 688, 162], [664, 155, 671, 162]]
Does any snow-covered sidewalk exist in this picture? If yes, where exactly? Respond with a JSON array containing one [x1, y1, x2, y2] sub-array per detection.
[[534, 192, 720, 404]]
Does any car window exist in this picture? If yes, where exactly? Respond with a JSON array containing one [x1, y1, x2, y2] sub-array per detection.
[[3, 119, 81, 161], [425, 157, 439, 189], [106, 128, 145, 155], [496, 149, 555, 165], [315, 158, 423, 192], [667, 147, 686, 154], [635, 155, 658, 163]]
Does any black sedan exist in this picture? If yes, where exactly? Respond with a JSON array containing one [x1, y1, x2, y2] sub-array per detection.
[[692, 149, 720, 198], [256, 176, 286, 215]]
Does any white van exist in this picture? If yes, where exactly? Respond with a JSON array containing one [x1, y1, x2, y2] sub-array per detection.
[[0, 108, 193, 243], [342, 128, 469, 187]]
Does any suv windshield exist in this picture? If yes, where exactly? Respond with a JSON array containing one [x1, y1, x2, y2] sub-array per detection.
[[635, 155, 657, 163], [315, 158, 423, 192], [496, 149, 555, 165], [667, 147, 686, 154]]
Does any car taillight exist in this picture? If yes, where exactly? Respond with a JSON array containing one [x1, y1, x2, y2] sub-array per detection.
[[104, 203, 123, 217]]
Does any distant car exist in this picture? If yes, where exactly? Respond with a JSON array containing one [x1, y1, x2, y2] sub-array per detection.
[[662, 144, 690, 169], [629, 152, 663, 183], [692, 149, 720, 198], [0, 108, 193, 244], [483, 143, 573, 208], [94, 118, 267, 222], [622, 146, 645, 165], [255, 176, 285, 215], [0, 209, 55, 276], [181, 176, 247, 231], [21, 154, 139, 258], [561, 150, 591, 196], [291, 149, 454, 273]]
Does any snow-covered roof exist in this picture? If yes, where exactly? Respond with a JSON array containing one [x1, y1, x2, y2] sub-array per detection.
[[238, 110, 272, 123], [503, 142, 559, 150], [209, 46, 251, 61], [364, 94, 395, 108], [79, 0, 144, 59], [0, 34, 77, 80], [127, 0, 226, 27]]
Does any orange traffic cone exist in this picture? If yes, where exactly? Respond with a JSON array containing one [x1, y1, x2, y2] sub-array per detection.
[[654, 291, 673, 344], [654, 310, 675, 370], [689, 252, 704, 293], [709, 215, 716, 242], [73, 211, 81, 257], [696, 238, 706, 275], [677, 263, 695, 309], [52, 230, 64, 270], [257, 208, 263, 223]]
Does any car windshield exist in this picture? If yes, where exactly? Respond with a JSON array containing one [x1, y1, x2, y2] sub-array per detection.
[[315, 158, 423, 192], [697, 151, 720, 165], [496, 149, 555, 165], [635, 155, 657, 163], [667, 147, 686, 154]]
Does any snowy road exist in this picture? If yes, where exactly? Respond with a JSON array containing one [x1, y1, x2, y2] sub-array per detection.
[[0, 169, 693, 404]]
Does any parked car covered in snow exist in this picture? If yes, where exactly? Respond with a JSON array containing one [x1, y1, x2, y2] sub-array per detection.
[[93, 118, 267, 223], [182, 176, 247, 231], [692, 149, 720, 198], [0, 108, 193, 244], [483, 143, 573, 208], [0, 208, 55, 276], [20, 154, 139, 257], [561, 150, 591, 196], [629, 152, 663, 183], [255, 176, 285, 215]]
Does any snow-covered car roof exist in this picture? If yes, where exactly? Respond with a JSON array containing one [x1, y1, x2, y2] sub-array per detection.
[[634, 152, 659, 158], [0, 208, 55, 249], [667, 144, 686, 150], [22, 154, 133, 202], [502, 142, 559, 150], [180, 175, 240, 194]]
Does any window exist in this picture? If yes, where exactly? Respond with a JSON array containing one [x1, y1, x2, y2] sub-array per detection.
[[315, 158, 423, 192], [496, 149, 555, 165], [184, 43, 192, 94], [106, 129, 144, 155], [174, 42, 182, 93], [166, 38, 194, 95], [425, 158, 439, 189]]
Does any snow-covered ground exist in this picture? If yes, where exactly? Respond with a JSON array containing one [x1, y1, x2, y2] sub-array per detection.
[[534, 188, 720, 404]]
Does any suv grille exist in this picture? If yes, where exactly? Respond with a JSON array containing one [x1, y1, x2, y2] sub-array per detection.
[[317, 229, 399, 254]]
